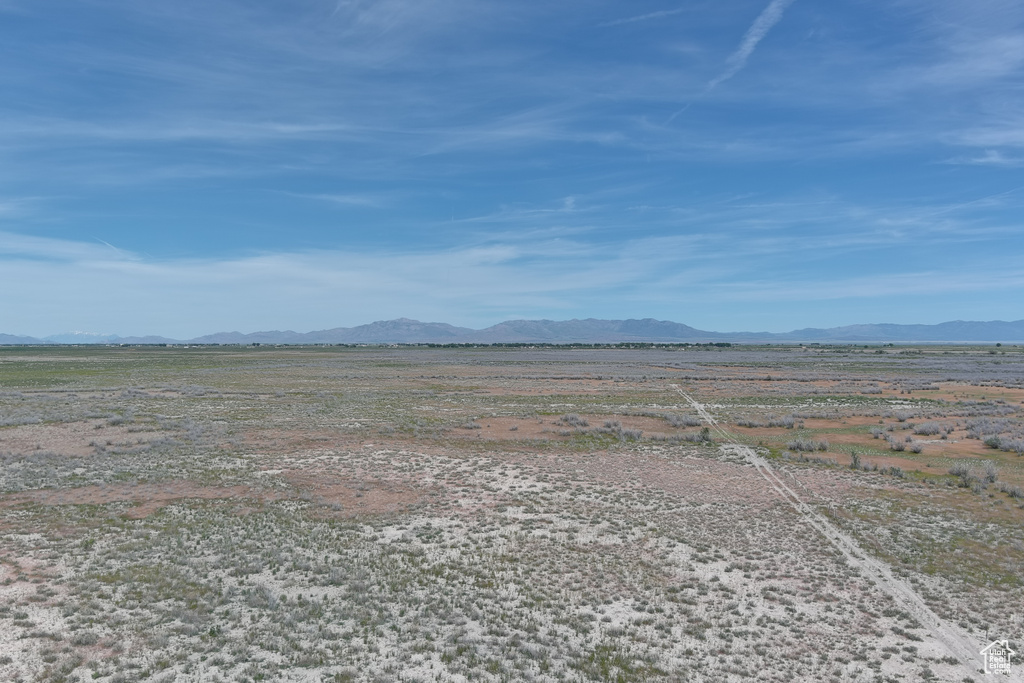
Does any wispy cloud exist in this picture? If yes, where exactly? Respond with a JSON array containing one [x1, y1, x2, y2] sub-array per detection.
[[0, 0, 1022, 335], [954, 108, 1024, 149], [599, 8, 685, 28], [285, 192, 385, 207], [0, 196, 41, 217], [709, 268, 1024, 303], [0, 231, 135, 262], [919, 33, 1024, 87], [1, 187, 1018, 336], [949, 150, 1024, 167], [707, 0, 797, 90]]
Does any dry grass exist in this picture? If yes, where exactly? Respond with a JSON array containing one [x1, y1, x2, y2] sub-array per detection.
[[0, 344, 1021, 681]]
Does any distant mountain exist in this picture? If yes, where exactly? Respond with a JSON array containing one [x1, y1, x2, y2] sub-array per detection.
[[114, 335, 182, 345], [466, 318, 764, 343], [470, 318, 671, 342], [43, 332, 121, 344], [188, 330, 308, 345], [316, 318, 474, 344], [0, 333, 49, 344], [188, 318, 475, 345], [778, 320, 1024, 343], [3, 318, 1022, 345]]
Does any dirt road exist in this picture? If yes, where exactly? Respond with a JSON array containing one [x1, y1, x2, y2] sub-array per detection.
[[670, 385, 1008, 681]]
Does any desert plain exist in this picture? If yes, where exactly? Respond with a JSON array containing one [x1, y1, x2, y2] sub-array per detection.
[[0, 344, 1022, 682]]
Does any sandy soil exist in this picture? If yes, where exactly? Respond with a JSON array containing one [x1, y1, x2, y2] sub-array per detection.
[[0, 420, 162, 457]]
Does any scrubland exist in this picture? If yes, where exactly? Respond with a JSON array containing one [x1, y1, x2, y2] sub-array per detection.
[[0, 344, 1022, 682]]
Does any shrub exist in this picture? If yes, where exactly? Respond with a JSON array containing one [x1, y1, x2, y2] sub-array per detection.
[[678, 426, 713, 443], [787, 438, 829, 452], [983, 460, 999, 484], [1001, 437, 1024, 454], [559, 414, 589, 428], [783, 452, 837, 466], [996, 482, 1023, 498], [665, 414, 703, 428], [596, 420, 642, 441], [737, 415, 795, 429], [947, 461, 995, 490], [913, 422, 942, 436], [71, 631, 99, 646], [995, 483, 1019, 499], [948, 462, 971, 478]]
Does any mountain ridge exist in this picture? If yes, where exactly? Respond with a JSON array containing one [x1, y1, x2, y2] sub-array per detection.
[[4, 318, 1024, 345]]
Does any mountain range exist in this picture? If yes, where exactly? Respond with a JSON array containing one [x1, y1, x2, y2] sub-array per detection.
[[3, 318, 1023, 345]]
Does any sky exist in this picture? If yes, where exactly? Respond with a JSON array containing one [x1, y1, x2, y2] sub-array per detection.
[[1, 0, 1023, 338]]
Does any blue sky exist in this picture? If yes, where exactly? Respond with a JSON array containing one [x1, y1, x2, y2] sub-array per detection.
[[2, 0, 1023, 337]]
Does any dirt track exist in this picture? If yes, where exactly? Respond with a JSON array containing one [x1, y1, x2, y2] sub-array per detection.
[[670, 384, 1011, 681]]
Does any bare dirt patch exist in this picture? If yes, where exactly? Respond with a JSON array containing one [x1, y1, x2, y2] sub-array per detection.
[[451, 414, 679, 441], [1, 481, 256, 518], [0, 420, 161, 457], [281, 470, 439, 516]]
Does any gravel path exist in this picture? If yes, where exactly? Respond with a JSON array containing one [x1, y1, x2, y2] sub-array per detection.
[[670, 384, 1011, 681]]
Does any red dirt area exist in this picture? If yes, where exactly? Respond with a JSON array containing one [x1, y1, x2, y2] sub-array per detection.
[[931, 382, 1024, 403], [0, 481, 257, 518], [448, 415, 679, 441], [817, 431, 1013, 465], [281, 470, 437, 516], [243, 428, 364, 454], [0, 472, 438, 520], [0, 420, 162, 457], [475, 378, 614, 396], [821, 449, 934, 472], [801, 416, 885, 428]]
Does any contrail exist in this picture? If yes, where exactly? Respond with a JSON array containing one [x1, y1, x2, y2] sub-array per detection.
[[92, 236, 126, 258], [667, 0, 796, 123], [708, 0, 797, 90], [599, 7, 685, 28]]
